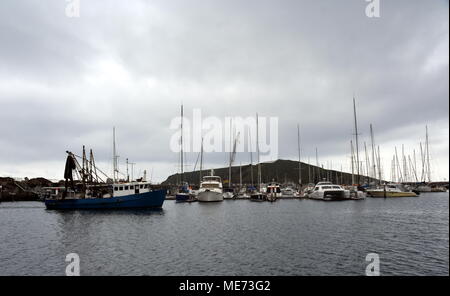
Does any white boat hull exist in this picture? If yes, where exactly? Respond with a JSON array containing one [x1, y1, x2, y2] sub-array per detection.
[[197, 190, 223, 202]]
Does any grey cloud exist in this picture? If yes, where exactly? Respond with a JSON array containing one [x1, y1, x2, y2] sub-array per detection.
[[0, 0, 448, 181]]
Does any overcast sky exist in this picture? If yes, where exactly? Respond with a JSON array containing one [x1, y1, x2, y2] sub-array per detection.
[[0, 0, 448, 183]]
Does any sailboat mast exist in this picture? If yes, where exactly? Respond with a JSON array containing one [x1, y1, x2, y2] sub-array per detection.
[[351, 140, 355, 185], [229, 119, 232, 188], [180, 104, 184, 183], [353, 97, 360, 184], [419, 142, 424, 182], [402, 144, 407, 182], [199, 137, 203, 185], [256, 113, 261, 190], [425, 125, 431, 182], [297, 124, 302, 186], [248, 129, 254, 187], [315, 147, 319, 182], [377, 145, 382, 183], [364, 142, 370, 184], [370, 124, 376, 181]]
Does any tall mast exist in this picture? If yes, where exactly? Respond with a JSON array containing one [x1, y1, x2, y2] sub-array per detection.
[[256, 113, 261, 191], [377, 146, 382, 183], [402, 144, 407, 182], [395, 147, 402, 182], [199, 137, 203, 185], [350, 140, 355, 185], [180, 104, 184, 183], [126, 158, 129, 182], [419, 142, 425, 182], [413, 149, 417, 182], [315, 147, 319, 182], [297, 124, 302, 186], [112, 127, 119, 183], [248, 128, 254, 187], [425, 125, 431, 182], [229, 119, 232, 188], [364, 142, 370, 184], [353, 97, 360, 184], [370, 124, 376, 181]]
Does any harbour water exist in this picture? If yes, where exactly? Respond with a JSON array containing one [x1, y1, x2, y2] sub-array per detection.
[[0, 193, 448, 276]]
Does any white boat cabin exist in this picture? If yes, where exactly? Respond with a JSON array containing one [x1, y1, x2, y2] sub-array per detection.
[[200, 176, 223, 190], [313, 182, 344, 191], [112, 182, 152, 197]]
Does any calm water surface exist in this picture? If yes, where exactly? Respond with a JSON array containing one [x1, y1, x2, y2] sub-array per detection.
[[0, 193, 448, 275]]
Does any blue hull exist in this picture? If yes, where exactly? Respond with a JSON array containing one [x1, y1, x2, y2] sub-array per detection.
[[45, 189, 166, 210], [176, 193, 190, 202]]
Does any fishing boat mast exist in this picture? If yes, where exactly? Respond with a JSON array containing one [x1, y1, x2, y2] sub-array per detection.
[[112, 127, 119, 183]]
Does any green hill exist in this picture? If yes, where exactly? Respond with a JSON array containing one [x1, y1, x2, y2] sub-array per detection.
[[162, 159, 374, 187]]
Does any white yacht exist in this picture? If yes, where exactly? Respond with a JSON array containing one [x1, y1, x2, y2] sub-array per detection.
[[281, 186, 296, 198], [197, 175, 223, 202], [265, 182, 281, 201], [366, 183, 418, 197], [308, 181, 350, 201]]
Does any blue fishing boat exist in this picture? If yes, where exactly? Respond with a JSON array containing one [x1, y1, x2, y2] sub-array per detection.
[[45, 132, 166, 210], [45, 183, 166, 210]]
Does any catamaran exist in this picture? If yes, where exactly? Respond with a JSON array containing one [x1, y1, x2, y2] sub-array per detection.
[[307, 181, 351, 201]]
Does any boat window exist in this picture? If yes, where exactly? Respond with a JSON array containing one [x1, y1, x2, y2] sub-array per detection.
[[119, 186, 123, 191], [144, 184, 148, 188], [314, 187, 319, 191], [332, 186, 341, 189], [202, 184, 219, 189], [140, 185, 144, 189], [322, 186, 332, 189], [130, 185, 134, 189], [125, 186, 129, 190], [114, 187, 118, 191]]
